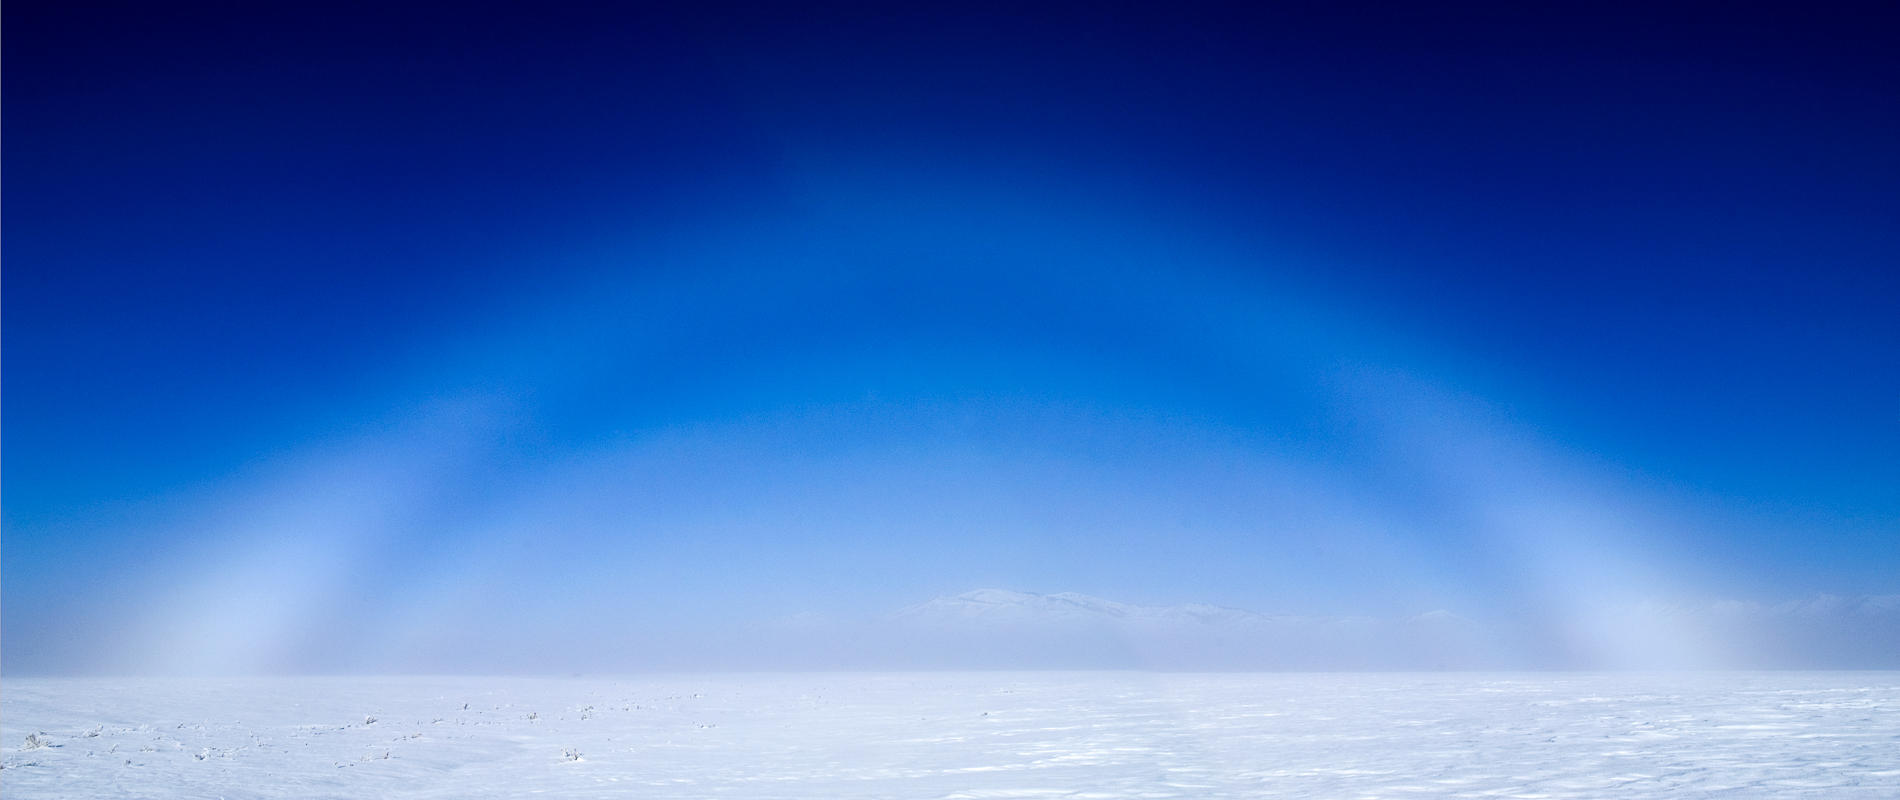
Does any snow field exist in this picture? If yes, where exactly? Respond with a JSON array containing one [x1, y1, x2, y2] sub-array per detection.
[[4, 672, 1897, 798]]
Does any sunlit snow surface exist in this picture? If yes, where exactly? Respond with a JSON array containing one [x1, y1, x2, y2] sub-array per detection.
[[5, 673, 1898, 798]]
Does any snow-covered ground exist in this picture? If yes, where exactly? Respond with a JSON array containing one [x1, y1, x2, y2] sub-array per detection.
[[4, 672, 1897, 798]]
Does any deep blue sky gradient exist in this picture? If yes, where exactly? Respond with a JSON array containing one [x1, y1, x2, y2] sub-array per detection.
[[4, 2, 1897, 672]]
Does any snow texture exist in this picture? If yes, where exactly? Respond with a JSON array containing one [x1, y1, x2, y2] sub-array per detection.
[[5, 672, 1898, 798]]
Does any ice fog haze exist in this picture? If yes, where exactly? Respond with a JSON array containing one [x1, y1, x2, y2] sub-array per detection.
[[4, 5, 1895, 677]]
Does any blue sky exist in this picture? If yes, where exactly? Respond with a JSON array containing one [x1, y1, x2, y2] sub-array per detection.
[[4, 3, 1896, 672]]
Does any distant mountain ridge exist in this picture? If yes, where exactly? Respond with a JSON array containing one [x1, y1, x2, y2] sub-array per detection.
[[892, 589, 1284, 627], [849, 588, 1900, 670], [860, 588, 1494, 670]]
